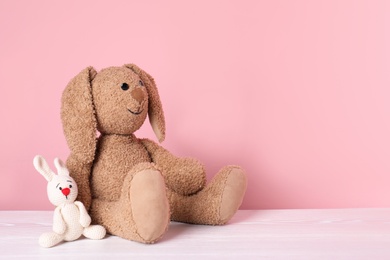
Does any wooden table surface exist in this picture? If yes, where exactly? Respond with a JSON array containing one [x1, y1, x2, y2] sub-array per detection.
[[1, 209, 390, 259]]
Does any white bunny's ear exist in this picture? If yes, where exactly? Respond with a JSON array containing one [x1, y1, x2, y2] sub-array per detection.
[[33, 155, 54, 182], [54, 158, 69, 176]]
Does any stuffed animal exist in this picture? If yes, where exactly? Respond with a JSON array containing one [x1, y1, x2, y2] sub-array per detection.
[[60, 64, 247, 244], [33, 155, 106, 247]]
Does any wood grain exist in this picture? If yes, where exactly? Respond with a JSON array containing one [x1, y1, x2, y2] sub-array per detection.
[[1, 209, 390, 259]]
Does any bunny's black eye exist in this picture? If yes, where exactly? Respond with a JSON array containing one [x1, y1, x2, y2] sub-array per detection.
[[69, 185, 72, 188], [59, 187, 62, 191], [121, 83, 129, 91], [139, 80, 144, 86]]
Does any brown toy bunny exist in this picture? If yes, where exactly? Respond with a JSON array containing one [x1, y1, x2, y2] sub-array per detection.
[[61, 64, 247, 244]]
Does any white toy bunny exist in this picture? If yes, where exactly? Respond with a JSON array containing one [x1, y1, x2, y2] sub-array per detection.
[[33, 155, 106, 248]]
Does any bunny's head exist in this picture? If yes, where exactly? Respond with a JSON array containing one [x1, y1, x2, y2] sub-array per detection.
[[33, 155, 78, 206], [60, 64, 165, 164]]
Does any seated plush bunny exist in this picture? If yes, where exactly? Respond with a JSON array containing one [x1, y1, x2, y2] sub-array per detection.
[[61, 64, 247, 244], [33, 155, 106, 248]]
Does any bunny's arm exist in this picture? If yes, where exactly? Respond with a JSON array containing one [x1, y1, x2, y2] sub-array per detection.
[[141, 138, 206, 195], [74, 201, 91, 227], [53, 207, 66, 234], [66, 154, 93, 210]]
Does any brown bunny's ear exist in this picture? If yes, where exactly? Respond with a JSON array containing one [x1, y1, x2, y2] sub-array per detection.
[[61, 66, 98, 163], [124, 64, 166, 142]]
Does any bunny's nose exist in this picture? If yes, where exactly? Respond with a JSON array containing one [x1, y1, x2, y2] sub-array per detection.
[[61, 188, 70, 196], [131, 88, 144, 104]]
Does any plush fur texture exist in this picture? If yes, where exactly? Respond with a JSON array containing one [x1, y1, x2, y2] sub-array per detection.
[[60, 64, 247, 244]]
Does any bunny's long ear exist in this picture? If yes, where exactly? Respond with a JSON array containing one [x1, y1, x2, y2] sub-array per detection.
[[54, 158, 69, 176], [33, 155, 54, 182], [61, 66, 98, 163], [124, 64, 166, 142]]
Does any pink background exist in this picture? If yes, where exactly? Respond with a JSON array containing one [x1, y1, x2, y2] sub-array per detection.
[[1, 0, 390, 210]]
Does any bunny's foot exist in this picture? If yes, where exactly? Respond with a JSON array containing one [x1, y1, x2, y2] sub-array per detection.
[[168, 165, 247, 225], [39, 232, 64, 248], [83, 225, 106, 240], [90, 163, 170, 244]]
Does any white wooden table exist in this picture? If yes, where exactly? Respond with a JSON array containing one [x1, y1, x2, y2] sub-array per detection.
[[1, 209, 390, 259]]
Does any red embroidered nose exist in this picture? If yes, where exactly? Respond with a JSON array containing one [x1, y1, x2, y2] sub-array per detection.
[[61, 188, 70, 196]]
